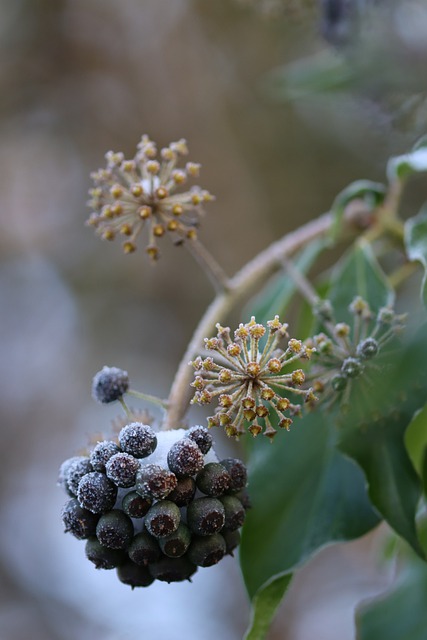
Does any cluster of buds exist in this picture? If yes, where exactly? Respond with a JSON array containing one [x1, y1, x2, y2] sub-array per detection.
[[86, 135, 214, 260], [58, 423, 249, 588], [190, 316, 315, 441], [306, 296, 406, 407]]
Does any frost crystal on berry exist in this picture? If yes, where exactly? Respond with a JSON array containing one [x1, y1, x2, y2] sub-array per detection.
[[91, 366, 129, 404]]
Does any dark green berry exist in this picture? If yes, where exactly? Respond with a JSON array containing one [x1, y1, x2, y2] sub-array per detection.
[[341, 357, 363, 378], [128, 531, 161, 565], [85, 537, 127, 569], [196, 463, 231, 497], [187, 425, 213, 454], [168, 476, 196, 506], [357, 337, 379, 359], [219, 495, 245, 531], [188, 534, 226, 567], [61, 498, 99, 539], [222, 528, 241, 555], [148, 556, 197, 583], [167, 438, 204, 478], [159, 523, 192, 558], [117, 560, 154, 588], [234, 488, 251, 510], [90, 441, 120, 472], [122, 491, 152, 518], [331, 374, 347, 391], [136, 464, 177, 500], [145, 500, 181, 538], [92, 366, 129, 404], [77, 471, 118, 514], [220, 458, 247, 492], [96, 509, 134, 550], [105, 452, 139, 488], [187, 497, 225, 536], [119, 422, 157, 458], [66, 457, 93, 496]]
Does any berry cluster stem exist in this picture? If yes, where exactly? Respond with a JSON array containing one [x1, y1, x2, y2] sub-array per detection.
[[161, 200, 373, 430]]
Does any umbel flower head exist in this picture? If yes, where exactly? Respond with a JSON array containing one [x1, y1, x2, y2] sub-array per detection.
[[58, 424, 249, 587], [87, 135, 214, 260], [190, 316, 315, 441], [306, 296, 406, 408]]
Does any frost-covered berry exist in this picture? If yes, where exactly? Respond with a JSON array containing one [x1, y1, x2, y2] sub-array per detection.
[[186, 425, 213, 454], [145, 500, 181, 538], [105, 452, 139, 488], [167, 438, 204, 478], [219, 495, 245, 531], [136, 464, 177, 500], [90, 441, 121, 472], [188, 534, 226, 567], [61, 498, 99, 539], [122, 491, 152, 518], [128, 532, 161, 566], [117, 560, 154, 588], [66, 457, 93, 496], [331, 374, 347, 391], [168, 476, 196, 506], [159, 523, 192, 558], [220, 458, 247, 492], [187, 497, 225, 536], [119, 423, 157, 458], [148, 556, 197, 583], [85, 537, 126, 569], [341, 357, 363, 378], [92, 366, 129, 404], [58, 456, 87, 496], [196, 463, 231, 497], [96, 510, 134, 550], [77, 471, 117, 514]]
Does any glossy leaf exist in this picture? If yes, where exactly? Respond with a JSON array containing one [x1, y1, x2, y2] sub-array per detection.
[[241, 412, 380, 638], [330, 181, 386, 242], [244, 575, 292, 640], [244, 238, 327, 326], [356, 557, 427, 640], [328, 242, 394, 323], [387, 147, 427, 181], [404, 205, 427, 309]]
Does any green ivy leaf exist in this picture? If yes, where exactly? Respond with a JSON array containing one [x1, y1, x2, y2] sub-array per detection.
[[356, 556, 427, 640], [405, 403, 427, 476], [387, 147, 427, 182], [244, 238, 326, 326], [240, 412, 380, 639], [404, 205, 427, 309], [328, 242, 394, 323], [330, 181, 386, 242]]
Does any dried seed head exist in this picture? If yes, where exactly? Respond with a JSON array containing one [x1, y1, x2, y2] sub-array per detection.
[[92, 366, 129, 404], [87, 135, 214, 260], [191, 316, 311, 439]]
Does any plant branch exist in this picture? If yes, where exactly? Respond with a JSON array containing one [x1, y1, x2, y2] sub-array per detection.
[[161, 200, 373, 430], [186, 237, 231, 293]]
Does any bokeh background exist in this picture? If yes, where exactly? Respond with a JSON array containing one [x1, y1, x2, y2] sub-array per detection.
[[1, 1, 426, 639]]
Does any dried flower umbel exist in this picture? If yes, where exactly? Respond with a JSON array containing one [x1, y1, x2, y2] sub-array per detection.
[[87, 135, 214, 260], [191, 316, 315, 440], [306, 296, 406, 408]]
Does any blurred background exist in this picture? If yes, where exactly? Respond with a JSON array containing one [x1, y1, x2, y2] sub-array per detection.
[[0, 1, 426, 638]]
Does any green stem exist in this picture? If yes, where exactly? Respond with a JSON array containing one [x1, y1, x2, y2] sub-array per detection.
[[127, 389, 169, 410]]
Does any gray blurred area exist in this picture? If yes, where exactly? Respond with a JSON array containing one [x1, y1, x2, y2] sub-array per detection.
[[0, 1, 426, 639]]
